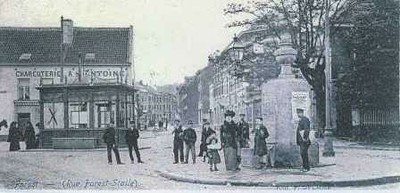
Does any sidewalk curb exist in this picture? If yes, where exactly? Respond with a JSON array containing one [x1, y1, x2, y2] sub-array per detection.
[[334, 145, 400, 151], [20, 146, 151, 152], [157, 170, 400, 187]]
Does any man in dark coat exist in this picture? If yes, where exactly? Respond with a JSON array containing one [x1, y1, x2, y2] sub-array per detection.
[[199, 121, 216, 162], [126, 122, 144, 164], [103, 122, 123, 165], [237, 114, 250, 148], [220, 110, 240, 171], [296, 108, 311, 172], [183, 120, 197, 164], [172, 119, 184, 164], [253, 117, 269, 169], [198, 119, 208, 157]]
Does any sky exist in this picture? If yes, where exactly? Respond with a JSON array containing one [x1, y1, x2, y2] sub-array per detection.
[[0, 0, 246, 85]]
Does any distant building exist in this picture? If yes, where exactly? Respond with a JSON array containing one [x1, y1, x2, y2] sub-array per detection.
[[177, 76, 200, 125], [197, 65, 214, 124], [135, 81, 178, 129], [209, 28, 279, 128]]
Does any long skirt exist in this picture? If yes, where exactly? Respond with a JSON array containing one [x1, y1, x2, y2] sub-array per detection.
[[9, 140, 20, 151], [223, 147, 238, 170], [207, 149, 221, 164]]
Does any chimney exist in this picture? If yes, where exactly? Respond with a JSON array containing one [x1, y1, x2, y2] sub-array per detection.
[[61, 16, 73, 45]]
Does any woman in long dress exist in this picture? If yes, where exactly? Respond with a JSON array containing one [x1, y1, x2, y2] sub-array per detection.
[[220, 110, 240, 171], [24, 122, 36, 149], [8, 122, 22, 151]]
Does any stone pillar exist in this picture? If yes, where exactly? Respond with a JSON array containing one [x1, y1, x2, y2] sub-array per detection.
[[260, 35, 319, 167]]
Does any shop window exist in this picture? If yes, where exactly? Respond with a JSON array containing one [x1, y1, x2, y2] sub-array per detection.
[[70, 102, 88, 128], [17, 79, 30, 100]]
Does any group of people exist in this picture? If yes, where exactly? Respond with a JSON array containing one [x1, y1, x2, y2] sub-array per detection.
[[6, 121, 38, 151], [171, 108, 311, 172], [102, 122, 144, 165], [5, 108, 311, 173]]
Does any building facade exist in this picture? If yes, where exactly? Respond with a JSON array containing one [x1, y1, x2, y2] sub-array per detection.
[[0, 18, 133, 136], [209, 28, 280, 129], [135, 81, 178, 129], [177, 76, 200, 125]]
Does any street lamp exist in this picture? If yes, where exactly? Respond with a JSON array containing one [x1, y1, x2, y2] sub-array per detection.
[[230, 35, 245, 62], [229, 35, 246, 78]]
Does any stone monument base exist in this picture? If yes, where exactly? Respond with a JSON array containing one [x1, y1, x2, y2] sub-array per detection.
[[241, 143, 319, 169]]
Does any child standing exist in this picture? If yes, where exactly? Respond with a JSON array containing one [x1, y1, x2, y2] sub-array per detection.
[[206, 133, 221, 171]]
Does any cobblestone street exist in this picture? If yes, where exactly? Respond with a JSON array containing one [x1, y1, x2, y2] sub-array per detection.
[[0, 130, 399, 190]]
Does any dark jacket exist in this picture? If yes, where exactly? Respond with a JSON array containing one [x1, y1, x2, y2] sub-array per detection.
[[24, 125, 36, 149], [103, 127, 116, 145], [220, 121, 238, 149], [172, 126, 183, 142], [8, 126, 22, 142], [253, 125, 269, 156], [296, 116, 311, 146], [237, 120, 250, 146], [125, 128, 139, 145], [183, 127, 197, 144]]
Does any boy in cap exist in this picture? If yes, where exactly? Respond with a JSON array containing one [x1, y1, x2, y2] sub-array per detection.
[[172, 119, 184, 164]]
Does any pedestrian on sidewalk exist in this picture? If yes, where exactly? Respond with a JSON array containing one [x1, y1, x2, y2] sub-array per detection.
[[125, 121, 144, 164], [198, 118, 208, 158], [237, 113, 250, 148], [199, 121, 216, 162], [253, 117, 269, 169], [220, 110, 240, 171], [7, 121, 22, 151], [296, 108, 311, 172], [183, 120, 197, 164], [103, 122, 123, 165], [172, 119, 184, 164], [24, 122, 36, 150], [206, 133, 221, 171]]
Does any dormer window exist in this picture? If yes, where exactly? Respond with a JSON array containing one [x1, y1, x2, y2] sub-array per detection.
[[19, 53, 31, 61], [85, 53, 96, 61]]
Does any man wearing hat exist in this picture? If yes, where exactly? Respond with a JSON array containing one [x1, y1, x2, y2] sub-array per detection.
[[296, 108, 311, 172], [125, 121, 144, 164], [220, 110, 240, 171], [172, 119, 184, 164], [183, 120, 197, 164], [103, 122, 123, 165], [199, 121, 216, 162], [198, 119, 213, 158], [237, 113, 250, 148]]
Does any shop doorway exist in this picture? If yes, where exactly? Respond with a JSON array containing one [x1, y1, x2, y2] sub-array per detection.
[[17, 113, 31, 133]]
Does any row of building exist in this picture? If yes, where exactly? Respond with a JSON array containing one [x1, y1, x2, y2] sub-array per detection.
[[135, 81, 178, 129], [177, 1, 400, 143]]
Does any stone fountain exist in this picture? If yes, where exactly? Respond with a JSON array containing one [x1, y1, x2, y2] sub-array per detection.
[[241, 34, 319, 168]]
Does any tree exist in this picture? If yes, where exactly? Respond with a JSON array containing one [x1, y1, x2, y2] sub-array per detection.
[[224, 0, 359, 128], [334, 0, 399, 139]]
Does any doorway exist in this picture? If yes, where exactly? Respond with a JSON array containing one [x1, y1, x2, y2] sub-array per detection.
[[17, 113, 31, 133]]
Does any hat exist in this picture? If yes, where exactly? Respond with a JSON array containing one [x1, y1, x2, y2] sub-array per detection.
[[224, 110, 235, 117], [204, 121, 210, 125], [174, 119, 181, 122], [239, 113, 245, 116], [296, 108, 304, 113], [187, 120, 193, 124], [255, 116, 263, 121], [202, 118, 208, 122]]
